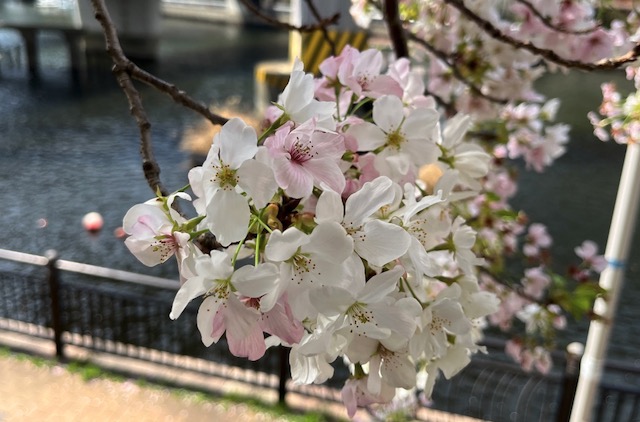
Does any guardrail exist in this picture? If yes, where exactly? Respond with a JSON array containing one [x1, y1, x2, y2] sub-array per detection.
[[0, 248, 299, 403], [1, 247, 640, 420]]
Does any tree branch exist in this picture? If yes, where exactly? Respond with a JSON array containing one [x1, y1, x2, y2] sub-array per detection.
[[406, 31, 509, 104], [92, 1, 227, 128], [444, 0, 640, 71], [514, 0, 598, 35], [383, 0, 409, 58], [126, 65, 228, 126], [424, 87, 457, 117], [90, 0, 167, 196], [304, 0, 336, 56], [237, 0, 339, 32]]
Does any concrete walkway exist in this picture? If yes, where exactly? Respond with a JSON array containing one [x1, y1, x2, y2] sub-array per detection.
[[0, 328, 483, 422], [0, 328, 354, 422], [0, 354, 280, 422]]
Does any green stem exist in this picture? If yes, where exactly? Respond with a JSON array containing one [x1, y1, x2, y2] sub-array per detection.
[[255, 231, 262, 266], [349, 97, 372, 116], [189, 229, 210, 240], [400, 277, 425, 307], [253, 215, 274, 234], [258, 114, 285, 144], [231, 239, 245, 268], [176, 183, 191, 193]]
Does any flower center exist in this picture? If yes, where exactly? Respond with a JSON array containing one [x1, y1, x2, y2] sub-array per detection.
[[291, 253, 312, 272], [347, 302, 372, 325], [206, 279, 231, 301], [151, 235, 177, 261], [212, 162, 238, 189], [289, 140, 313, 164], [429, 314, 451, 334], [386, 130, 405, 150]]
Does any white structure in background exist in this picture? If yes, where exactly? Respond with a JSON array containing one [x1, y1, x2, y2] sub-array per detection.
[[570, 142, 640, 421], [255, 0, 366, 113], [77, 0, 161, 60]]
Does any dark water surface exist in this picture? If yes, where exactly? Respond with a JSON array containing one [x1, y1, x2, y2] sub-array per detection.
[[0, 19, 288, 276], [1, 16, 639, 369]]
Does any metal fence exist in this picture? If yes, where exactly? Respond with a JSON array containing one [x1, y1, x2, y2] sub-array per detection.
[[1, 247, 640, 421]]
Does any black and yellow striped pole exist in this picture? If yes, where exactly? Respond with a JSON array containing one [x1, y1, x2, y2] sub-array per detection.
[[290, 29, 368, 75], [254, 0, 368, 113]]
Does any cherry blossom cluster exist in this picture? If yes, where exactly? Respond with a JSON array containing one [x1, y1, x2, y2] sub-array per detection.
[[122, 49, 499, 416], [589, 65, 640, 144], [349, 0, 619, 372]]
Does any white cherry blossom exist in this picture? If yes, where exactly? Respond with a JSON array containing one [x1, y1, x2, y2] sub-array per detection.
[[188, 118, 277, 246], [315, 176, 411, 267]]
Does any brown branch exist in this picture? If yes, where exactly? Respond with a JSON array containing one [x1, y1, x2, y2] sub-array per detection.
[[90, 0, 167, 196], [237, 0, 339, 32], [514, 0, 598, 35], [478, 267, 545, 305], [406, 31, 509, 104], [383, 0, 409, 58], [304, 0, 336, 56], [92, 2, 227, 129], [424, 87, 457, 117], [126, 66, 228, 126], [444, 0, 640, 71]]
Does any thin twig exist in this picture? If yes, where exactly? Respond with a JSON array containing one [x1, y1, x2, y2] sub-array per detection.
[[478, 267, 545, 304], [304, 0, 336, 56], [90, 0, 167, 196], [126, 66, 228, 126], [406, 31, 509, 104], [424, 87, 457, 117], [444, 0, 640, 71], [237, 0, 339, 32], [514, 0, 598, 35], [383, 0, 409, 58], [92, 1, 227, 128]]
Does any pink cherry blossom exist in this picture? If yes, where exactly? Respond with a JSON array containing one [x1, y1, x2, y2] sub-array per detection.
[[264, 119, 346, 198]]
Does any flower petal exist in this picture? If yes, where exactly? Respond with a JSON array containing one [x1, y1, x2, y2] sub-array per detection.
[[309, 286, 354, 315], [304, 221, 353, 263], [303, 157, 346, 195], [260, 297, 304, 345], [315, 189, 344, 224], [344, 176, 395, 226], [273, 157, 314, 199], [373, 95, 404, 133], [237, 160, 277, 209], [218, 118, 258, 168], [265, 227, 308, 262], [403, 107, 440, 140], [232, 263, 280, 298], [196, 296, 223, 347], [347, 122, 387, 152], [170, 275, 210, 320], [225, 295, 264, 360], [380, 352, 416, 389], [206, 189, 250, 246], [358, 267, 403, 304], [355, 220, 411, 267]]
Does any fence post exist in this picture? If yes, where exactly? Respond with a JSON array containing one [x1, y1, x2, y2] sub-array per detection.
[[556, 342, 585, 422], [45, 249, 65, 360], [278, 345, 289, 405]]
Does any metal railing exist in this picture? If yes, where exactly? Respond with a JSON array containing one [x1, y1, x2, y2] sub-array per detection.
[[1, 247, 640, 421]]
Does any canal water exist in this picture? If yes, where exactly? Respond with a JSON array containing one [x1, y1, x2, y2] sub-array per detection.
[[1, 12, 639, 372]]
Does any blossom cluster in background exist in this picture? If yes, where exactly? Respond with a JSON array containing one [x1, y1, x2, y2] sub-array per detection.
[[348, 0, 616, 374], [589, 65, 640, 144]]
